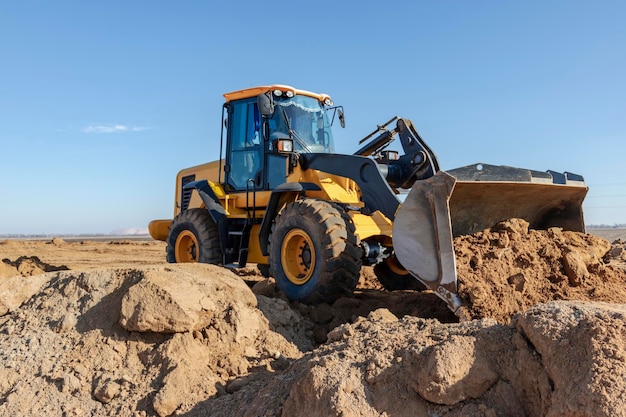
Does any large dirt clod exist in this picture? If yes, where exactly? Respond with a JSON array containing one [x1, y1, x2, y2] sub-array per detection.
[[119, 265, 258, 333], [413, 335, 499, 405]]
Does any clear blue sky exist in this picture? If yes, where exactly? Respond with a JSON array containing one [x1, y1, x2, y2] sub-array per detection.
[[1, 1, 625, 235]]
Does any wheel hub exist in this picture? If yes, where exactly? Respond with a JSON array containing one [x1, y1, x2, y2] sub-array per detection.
[[281, 228, 316, 285], [175, 230, 199, 262]]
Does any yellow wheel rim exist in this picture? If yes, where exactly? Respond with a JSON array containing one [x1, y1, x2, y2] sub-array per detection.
[[281, 228, 316, 285], [175, 230, 199, 262], [386, 254, 409, 276]]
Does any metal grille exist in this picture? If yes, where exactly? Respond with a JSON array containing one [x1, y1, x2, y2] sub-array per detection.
[[180, 174, 196, 211]]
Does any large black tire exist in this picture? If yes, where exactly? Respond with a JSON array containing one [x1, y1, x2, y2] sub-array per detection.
[[268, 199, 361, 304], [374, 253, 427, 291], [166, 208, 222, 264], [257, 263, 271, 278]]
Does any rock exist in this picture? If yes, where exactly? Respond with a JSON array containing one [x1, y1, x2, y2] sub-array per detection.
[[0, 272, 53, 316], [327, 324, 354, 342], [152, 387, 179, 417], [226, 376, 249, 393], [53, 313, 77, 333], [93, 378, 121, 404], [119, 265, 257, 333], [62, 373, 82, 393], [515, 301, 626, 417], [413, 335, 498, 405], [367, 308, 398, 322], [492, 218, 529, 235], [609, 246, 623, 256], [562, 251, 588, 286], [152, 334, 217, 417], [507, 273, 526, 292], [251, 278, 276, 297]]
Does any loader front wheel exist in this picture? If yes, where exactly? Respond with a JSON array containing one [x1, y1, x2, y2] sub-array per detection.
[[269, 199, 361, 304], [374, 254, 426, 291], [166, 208, 222, 264]]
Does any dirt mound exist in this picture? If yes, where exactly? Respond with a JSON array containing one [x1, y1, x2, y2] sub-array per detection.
[[1, 226, 625, 416], [606, 238, 626, 270], [0, 256, 71, 316], [454, 219, 626, 323], [2, 261, 625, 416], [0, 265, 304, 416], [194, 302, 626, 417], [0, 255, 69, 278]]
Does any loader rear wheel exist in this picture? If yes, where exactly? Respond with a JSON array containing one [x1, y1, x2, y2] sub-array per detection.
[[166, 208, 222, 264], [257, 263, 270, 278], [374, 254, 426, 291], [269, 199, 361, 304]]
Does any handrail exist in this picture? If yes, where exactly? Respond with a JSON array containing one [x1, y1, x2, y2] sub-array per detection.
[[245, 179, 257, 223]]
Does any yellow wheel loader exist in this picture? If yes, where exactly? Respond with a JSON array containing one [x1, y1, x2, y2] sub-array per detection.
[[149, 85, 587, 314]]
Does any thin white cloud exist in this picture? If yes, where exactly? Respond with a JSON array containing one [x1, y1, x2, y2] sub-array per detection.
[[83, 124, 151, 133], [111, 227, 149, 235]]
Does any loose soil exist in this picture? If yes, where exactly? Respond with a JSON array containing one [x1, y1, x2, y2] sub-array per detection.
[[0, 224, 625, 416]]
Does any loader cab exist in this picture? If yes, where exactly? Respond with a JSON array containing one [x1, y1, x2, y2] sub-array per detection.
[[223, 86, 337, 192]]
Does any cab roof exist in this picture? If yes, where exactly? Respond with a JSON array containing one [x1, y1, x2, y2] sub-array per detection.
[[223, 85, 331, 103]]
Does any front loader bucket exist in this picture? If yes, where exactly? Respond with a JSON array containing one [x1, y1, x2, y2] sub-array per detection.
[[393, 171, 462, 313], [392, 163, 588, 315], [448, 163, 588, 237]]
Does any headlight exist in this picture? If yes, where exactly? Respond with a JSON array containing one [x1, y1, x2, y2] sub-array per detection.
[[273, 89, 283, 97], [276, 138, 294, 152], [285, 90, 294, 98], [324, 98, 334, 106]]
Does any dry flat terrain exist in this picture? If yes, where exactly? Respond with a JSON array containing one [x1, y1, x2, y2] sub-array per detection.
[[1, 225, 625, 416], [589, 227, 626, 242]]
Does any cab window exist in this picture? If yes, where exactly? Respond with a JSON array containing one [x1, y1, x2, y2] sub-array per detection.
[[227, 99, 262, 190]]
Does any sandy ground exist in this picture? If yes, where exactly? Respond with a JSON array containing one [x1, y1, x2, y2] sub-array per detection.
[[0, 238, 167, 271], [1, 226, 625, 416], [589, 227, 626, 242]]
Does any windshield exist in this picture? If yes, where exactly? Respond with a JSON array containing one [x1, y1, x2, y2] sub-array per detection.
[[268, 95, 335, 153]]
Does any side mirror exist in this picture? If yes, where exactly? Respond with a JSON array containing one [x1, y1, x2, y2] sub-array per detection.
[[257, 93, 274, 117], [329, 106, 346, 128]]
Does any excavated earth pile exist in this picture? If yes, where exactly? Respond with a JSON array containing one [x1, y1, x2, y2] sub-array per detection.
[[0, 222, 625, 416], [0, 265, 308, 416], [203, 302, 626, 417], [454, 219, 626, 323]]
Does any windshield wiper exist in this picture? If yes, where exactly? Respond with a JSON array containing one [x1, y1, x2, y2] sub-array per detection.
[[281, 108, 313, 153]]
